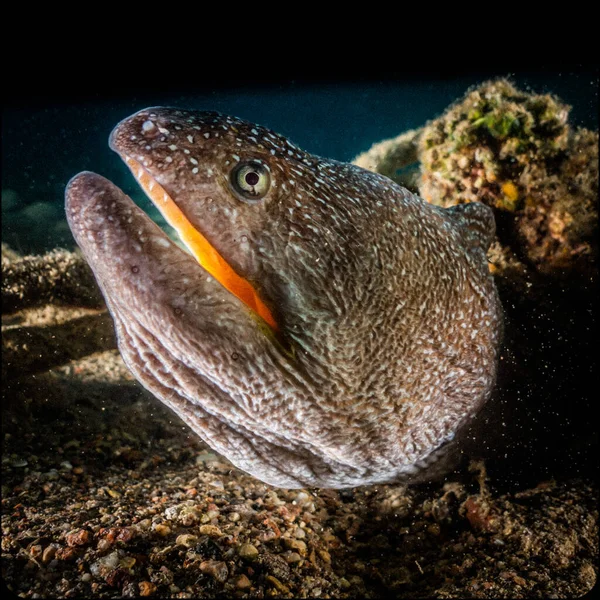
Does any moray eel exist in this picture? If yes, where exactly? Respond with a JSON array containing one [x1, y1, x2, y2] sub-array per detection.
[[65, 108, 502, 489]]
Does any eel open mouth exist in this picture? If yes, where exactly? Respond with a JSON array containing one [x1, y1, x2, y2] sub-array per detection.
[[120, 155, 279, 332]]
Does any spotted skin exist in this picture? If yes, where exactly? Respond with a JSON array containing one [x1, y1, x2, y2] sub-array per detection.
[[65, 107, 503, 488]]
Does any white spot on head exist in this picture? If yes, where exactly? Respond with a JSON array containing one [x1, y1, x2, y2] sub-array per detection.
[[187, 135, 194, 143], [168, 144, 177, 151], [232, 154, 240, 162], [204, 132, 210, 139], [192, 167, 199, 174], [189, 157, 198, 165], [142, 120, 155, 133]]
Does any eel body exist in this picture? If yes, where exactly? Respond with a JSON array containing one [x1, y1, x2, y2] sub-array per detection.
[[66, 108, 502, 488]]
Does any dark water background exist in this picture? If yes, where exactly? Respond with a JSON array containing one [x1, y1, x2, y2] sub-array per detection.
[[2, 70, 598, 254]]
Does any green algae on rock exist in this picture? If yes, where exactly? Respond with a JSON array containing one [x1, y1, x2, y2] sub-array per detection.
[[355, 80, 598, 278], [419, 79, 598, 276]]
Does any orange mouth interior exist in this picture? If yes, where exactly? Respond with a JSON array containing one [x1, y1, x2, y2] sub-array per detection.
[[124, 156, 278, 332]]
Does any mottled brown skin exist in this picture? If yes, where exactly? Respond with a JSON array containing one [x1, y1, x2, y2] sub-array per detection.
[[66, 108, 502, 488]]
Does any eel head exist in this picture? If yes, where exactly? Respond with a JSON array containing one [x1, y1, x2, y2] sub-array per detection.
[[66, 108, 502, 488]]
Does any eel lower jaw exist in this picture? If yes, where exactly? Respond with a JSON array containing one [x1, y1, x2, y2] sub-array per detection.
[[119, 154, 279, 333]]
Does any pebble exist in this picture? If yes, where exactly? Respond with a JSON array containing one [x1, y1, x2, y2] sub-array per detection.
[[153, 523, 171, 537], [66, 529, 91, 547], [265, 575, 290, 593], [41, 545, 57, 564], [139, 581, 157, 596], [199, 560, 228, 583], [175, 534, 198, 548], [119, 555, 136, 569], [90, 551, 121, 577], [238, 543, 259, 560], [234, 574, 252, 589], [284, 538, 307, 556], [136, 519, 152, 531], [199, 524, 222, 537], [97, 539, 112, 552], [284, 551, 303, 563], [318, 549, 331, 563]]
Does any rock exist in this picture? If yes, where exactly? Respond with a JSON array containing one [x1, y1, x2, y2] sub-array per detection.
[[353, 128, 423, 191], [138, 581, 157, 596], [1, 248, 105, 313], [198, 524, 222, 537], [21, 201, 60, 224], [238, 543, 259, 561], [234, 574, 252, 589], [175, 534, 198, 548], [199, 559, 228, 583], [66, 529, 91, 547], [153, 524, 171, 537], [1, 189, 19, 213]]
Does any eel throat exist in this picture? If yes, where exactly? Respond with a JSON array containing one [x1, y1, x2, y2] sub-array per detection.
[[122, 155, 278, 331]]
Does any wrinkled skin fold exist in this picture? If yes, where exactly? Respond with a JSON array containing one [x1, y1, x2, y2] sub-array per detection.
[[66, 108, 503, 488]]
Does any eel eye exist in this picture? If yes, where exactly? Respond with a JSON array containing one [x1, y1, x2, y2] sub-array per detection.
[[231, 161, 271, 200]]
